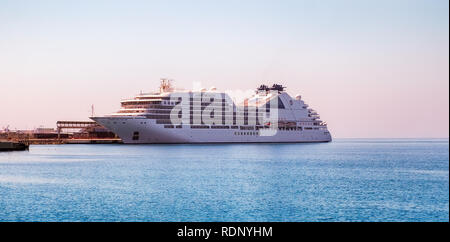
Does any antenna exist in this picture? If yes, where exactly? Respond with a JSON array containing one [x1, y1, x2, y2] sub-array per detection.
[[91, 104, 95, 117]]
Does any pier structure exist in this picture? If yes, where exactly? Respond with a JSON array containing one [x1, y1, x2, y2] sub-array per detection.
[[55, 120, 121, 144], [56, 121, 99, 139], [1, 121, 121, 145]]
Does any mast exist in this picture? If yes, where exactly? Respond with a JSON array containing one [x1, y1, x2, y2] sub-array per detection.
[[160, 78, 172, 93]]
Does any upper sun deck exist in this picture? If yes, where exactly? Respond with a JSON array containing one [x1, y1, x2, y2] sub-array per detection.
[[119, 82, 301, 111]]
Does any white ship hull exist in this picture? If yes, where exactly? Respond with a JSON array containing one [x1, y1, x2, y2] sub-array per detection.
[[92, 117, 332, 144]]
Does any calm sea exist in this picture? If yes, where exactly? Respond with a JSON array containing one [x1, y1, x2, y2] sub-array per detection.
[[0, 139, 448, 222]]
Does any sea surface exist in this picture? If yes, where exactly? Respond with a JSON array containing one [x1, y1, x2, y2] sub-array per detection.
[[0, 139, 448, 222]]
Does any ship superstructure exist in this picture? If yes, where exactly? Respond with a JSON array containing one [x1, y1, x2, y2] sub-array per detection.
[[91, 79, 332, 143]]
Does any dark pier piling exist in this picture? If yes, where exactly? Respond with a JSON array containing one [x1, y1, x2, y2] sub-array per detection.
[[0, 141, 29, 152]]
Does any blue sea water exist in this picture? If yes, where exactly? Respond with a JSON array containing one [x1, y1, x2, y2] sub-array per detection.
[[0, 139, 448, 222]]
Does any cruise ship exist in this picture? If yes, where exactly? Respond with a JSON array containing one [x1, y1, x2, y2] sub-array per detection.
[[91, 80, 332, 143]]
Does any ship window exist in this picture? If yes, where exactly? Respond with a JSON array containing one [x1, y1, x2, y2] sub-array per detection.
[[191, 125, 209, 129], [278, 97, 285, 109], [132, 131, 139, 140]]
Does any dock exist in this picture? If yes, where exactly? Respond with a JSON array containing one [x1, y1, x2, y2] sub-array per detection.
[[23, 138, 122, 145], [0, 120, 122, 146], [63, 138, 122, 144]]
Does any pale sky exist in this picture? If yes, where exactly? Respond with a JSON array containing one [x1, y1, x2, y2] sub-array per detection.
[[0, 0, 448, 138]]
